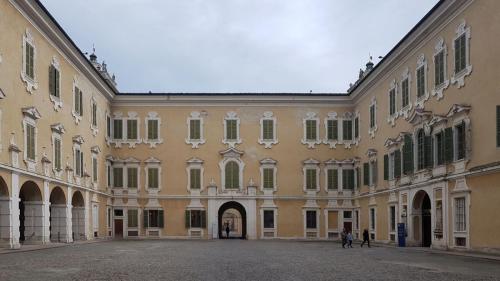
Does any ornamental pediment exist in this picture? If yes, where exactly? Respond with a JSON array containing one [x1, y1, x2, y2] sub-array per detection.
[[51, 123, 66, 134], [366, 148, 377, 158], [446, 104, 471, 118], [22, 106, 41, 120], [91, 145, 101, 154], [144, 157, 161, 164], [186, 157, 204, 164], [303, 158, 320, 165], [407, 107, 432, 125], [72, 135, 85, 144], [219, 147, 244, 158], [259, 158, 277, 165], [427, 114, 448, 127]]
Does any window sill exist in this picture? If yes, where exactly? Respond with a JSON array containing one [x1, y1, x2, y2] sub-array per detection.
[[49, 95, 63, 111], [144, 138, 164, 148], [451, 65, 472, 88], [399, 103, 413, 119], [20, 71, 38, 94], [431, 80, 450, 100], [301, 139, 321, 149], [185, 138, 206, 149], [258, 138, 278, 149]]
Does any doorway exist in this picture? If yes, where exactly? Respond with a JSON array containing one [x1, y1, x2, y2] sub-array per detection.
[[412, 190, 432, 247], [218, 201, 246, 239], [114, 219, 123, 238]]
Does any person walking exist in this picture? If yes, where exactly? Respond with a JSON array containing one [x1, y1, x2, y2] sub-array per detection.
[[341, 228, 347, 248], [225, 224, 230, 239], [347, 231, 353, 248], [360, 229, 370, 248]]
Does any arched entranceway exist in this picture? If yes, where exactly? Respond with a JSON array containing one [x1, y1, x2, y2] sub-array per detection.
[[412, 190, 432, 247], [49, 187, 67, 242], [19, 181, 43, 243], [0, 176, 10, 245], [218, 201, 246, 239], [72, 191, 86, 241]]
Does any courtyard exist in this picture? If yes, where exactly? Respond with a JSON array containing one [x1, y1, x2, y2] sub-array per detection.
[[0, 240, 499, 281]]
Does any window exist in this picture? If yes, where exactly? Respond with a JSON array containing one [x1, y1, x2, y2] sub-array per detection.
[[369, 104, 375, 129], [148, 167, 159, 189], [54, 137, 62, 171], [444, 127, 454, 163], [306, 210, 317, 229], [327, 119, 338, 141], [401, 78, 409, 108], [262, 168, 274, 189], [497, 106, 500, 148], [435, 131, 445, 165], [127, 167, 138, 189], [417, 129, 425, 170], [306, 120, 317, 141], [190, 168, 201, 190], [91, 102, 98, 127], [147, 119, 159, 140], [107, 164, 111, 187], [114, 209, 124, 217], [305, 169, 317, 190], [189, 119, 201, 140], [49, 64, 60, 98], [354, 116, 359, 139], [263, 210, 274, 229], [258, 111, 277, 148], [185, 210, 206, 228], [113, 167, 123, 188], [74, 148, 83, 177], [454, 197, 466, 232], [113, 119, 123, 140], [73, 86, 83, 116], [127, 119, 138, 140], [144, 209, 164, 228], [25, 41, 35, 80], [454, 34, 466, 74], [455, 122, 466, 160], [434, 50, 445, 87], [342, 169, 354, 190], [106, 115, 111, 139], [370, 208, 375, 231], [327, 169, 338, 190], [92, 157, 98, 182], [343, 119, 352, 141], [389, 89, 396, 116], [262, 120, 274, 140], [416, 66, 425, 98], [389, 206, 396, 232], [225, 161, 239, 189], [128, 209, 138, 228], [226, 119, 238, 141], [26, 123, 36, 161]]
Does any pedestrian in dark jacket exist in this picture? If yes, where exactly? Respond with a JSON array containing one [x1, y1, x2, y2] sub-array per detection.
[[360, 229, 370, 248], [341, 228, 347, 248], [225, 224, 230, 239]]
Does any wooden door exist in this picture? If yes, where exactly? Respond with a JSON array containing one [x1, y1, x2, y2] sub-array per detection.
[[114, 219, 123, 238]]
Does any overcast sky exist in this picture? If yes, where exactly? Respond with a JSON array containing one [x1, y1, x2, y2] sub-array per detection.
[[40, 0, 438, 93]]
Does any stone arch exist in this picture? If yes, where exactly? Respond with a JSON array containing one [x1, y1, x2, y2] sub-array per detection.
[[72, 191, 84, 207], [0, 176, 9, 197], [412, 190, 432, 247], [19, 181, 43, 242], [218, 201, 247, 239], [49, 186, 66, 205], [49, 186, 68, 242], [72, 191, 86, 240], [0, 176, 9, 244]]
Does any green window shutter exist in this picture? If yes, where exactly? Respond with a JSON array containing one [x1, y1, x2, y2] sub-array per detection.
[[444, 127, 454, 163], [114, 120, 123, 139], [372, 162, 378, 185], [394, 150, 401, 178], [158, 210, 164, 228], [127, 120, 137, 140], [80, 152, 84, 177], [54, 138, 61, 170], [190, 169, 200, 189], [327, 169, 338, 190], [107, 116, 111, 138], [226, 120, 237, 140], [456, 122, 466, 160], [143, 210, 149, 228], [306, 120, 317, 140], [343, 120, 352, 141], [263, 120, 274, 140], [93, 158, 98, 182], [225, 162, 239, 189], [49, 65, 55, 96], [55, 68, 60, 97], [327, 120, 338, 140], [497, 106, 500, 147], [356, 167, 361, 189], [148, 119, 159, 140], [363, 163, 369, 186], [74, 87, 79, 113], [79, 90, 83, 116], [354, 117, 359, 139], [383, 154, 389, 180], [190, 119, 200, 140], [201, 210, 206, 228], [185, 210, 190, 228], [306, 169, 316, 189], [403, 135, 414, 174], [424, 135, 433, 168], [263, 168, 273, 189]]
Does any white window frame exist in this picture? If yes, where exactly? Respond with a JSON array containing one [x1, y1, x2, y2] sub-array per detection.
[[339, 112, 358, 148], [71, 76, 83, 124], [387, 79, 398, 126], [324, 159, 339, 193], [21, 28, 38, 93], [259, 158, 277, 192], [451, 20, 472, 88], [261, 208, 277, 238], [50, 123, 65, 178], [302, 158, 320, 193], [222, 111, 242, 148], [72, 139, 84, 180], [369, 206, 377, 240], [219, 148, 245, 192], [124, 112, 141, 148], [112, 160, 125, 189], [451, 178, 470, 249], [303, 208, 320, 238], [90, 97, 98, 136], [399, 67, 413, 119], [258, 111, 278, 148], [323, 111, 339, 148], [388, 204, 397, 242], [301, 112, 321, 148], [22, 107, 41, 172], [105, 111, 112, 146], [49, 55, 63, 110], [111, 112, 125, 147], [91, 146, 101, 188], [185, 111, 206, 148], [124, 157, 140, 192], [145, 157, 162, 193], [186, 157, 204, 192], [431, 37, 450, 100], [368, 97, 378, 138], [144, 111, 163, 148], [414, 54, 430, 108]]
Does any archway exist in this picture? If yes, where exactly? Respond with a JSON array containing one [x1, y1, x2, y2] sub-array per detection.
[[0, 176, 10, 245], [49, 187, 67, 242], [72, 191, 86, 241], [19, 181, 43, 243], [218, 201, 246, 239], [412, 190, 432, 247]]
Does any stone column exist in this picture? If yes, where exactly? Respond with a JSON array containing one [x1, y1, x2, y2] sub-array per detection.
[[65, 186, 73, 243], [42, 180, 50, 244], [207, 180, 217, 239], [9, 172, 20, 249], [84, 190, 90, 240], [247, 183, 257, 240]]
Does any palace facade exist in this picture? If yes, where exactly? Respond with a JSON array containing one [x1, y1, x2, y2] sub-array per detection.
[[0, 0, 499, 253]]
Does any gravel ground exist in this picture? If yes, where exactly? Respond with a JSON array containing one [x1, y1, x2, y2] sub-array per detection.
[[0, 240, 499, 281]]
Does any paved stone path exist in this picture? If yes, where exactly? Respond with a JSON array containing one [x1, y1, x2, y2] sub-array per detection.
[[0, 240, 499, 281]]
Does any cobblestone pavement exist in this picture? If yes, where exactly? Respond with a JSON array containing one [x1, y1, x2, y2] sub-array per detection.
[[0, 240, 499, 281]]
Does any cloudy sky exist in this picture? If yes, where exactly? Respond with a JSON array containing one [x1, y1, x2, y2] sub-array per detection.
[[41, 0, 438, 93]]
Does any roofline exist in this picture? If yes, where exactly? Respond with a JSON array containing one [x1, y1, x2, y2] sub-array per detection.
[[348, 0, 445, 95], [117, 92, 347, 97], [32, 0, 118, 95]]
